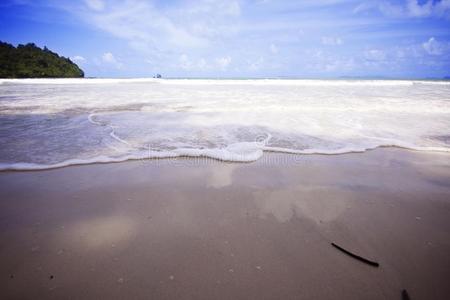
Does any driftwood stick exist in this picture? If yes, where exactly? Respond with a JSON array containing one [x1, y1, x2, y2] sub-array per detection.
[[331, 242, 379, 267]]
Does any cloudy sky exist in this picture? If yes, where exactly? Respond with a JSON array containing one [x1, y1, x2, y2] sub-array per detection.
[[1, 0, 449, 78]]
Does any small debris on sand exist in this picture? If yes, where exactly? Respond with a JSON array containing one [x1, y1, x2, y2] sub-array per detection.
[[331, 242, 379, 267]]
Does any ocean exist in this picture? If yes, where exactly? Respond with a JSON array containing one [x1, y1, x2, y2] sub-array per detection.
[[0, 78, 449, 170]]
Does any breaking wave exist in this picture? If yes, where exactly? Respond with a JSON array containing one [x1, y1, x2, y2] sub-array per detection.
[[0, 78, 449, 170]]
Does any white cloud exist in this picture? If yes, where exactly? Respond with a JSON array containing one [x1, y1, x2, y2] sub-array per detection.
[[324, 58, 355, 72], [227, 1, 241, 16], [407, 0, 433, 17], [221, 1, 241, 16], [75, 0, 242, 56], [198, 58, 208, 70], [364, 49, 386, 61], [185, 0, 241, 17], [179, 54, 192, 70], [354, 0, 450, 19], [93, 3, 207, 49], [43, 0, 450, 77], [84, 0, 104, 11], [71, 55, 85, 62], [248, 56, 265, 71], [102, 52, 116, 63], [101, 52, 123, 68], [269, 43, 279, 54], [422, 37, 443, 55], [321, 36, 343, 46], [178, 54, 211, 71], [216, 56, 232, 70], [434, 0, 450, 17], [353, 2, 404, 18], [303, 50, 356, 74]]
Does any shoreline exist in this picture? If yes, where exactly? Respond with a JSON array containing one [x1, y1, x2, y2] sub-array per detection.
[[1, 145, 450, 172], [2, 77, 450, 83], [1, 148, 450, 299]]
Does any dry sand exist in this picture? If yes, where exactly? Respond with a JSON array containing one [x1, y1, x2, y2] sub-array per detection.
[[0, 148, 449, 299]]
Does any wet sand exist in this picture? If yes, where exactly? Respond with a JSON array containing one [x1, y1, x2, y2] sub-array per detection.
[[0, 148, 449, 299]]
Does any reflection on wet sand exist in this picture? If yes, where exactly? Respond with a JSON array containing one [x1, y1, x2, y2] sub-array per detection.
[[253, 186, 352, 223], [0, 149, 449, 299], [67, 216, 136, 249], [206, 163, 237, 188]]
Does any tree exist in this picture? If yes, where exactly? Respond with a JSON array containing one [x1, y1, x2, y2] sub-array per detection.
[[0, 41, 84, 78]]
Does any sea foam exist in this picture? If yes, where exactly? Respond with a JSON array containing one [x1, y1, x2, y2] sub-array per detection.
[[0, 78, 449, 170]]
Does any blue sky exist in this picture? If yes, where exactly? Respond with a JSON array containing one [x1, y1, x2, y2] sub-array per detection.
[[1, 0, 449, 78]]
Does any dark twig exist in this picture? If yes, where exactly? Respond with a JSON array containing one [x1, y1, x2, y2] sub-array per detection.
[[402, 289, 410, 300], [331, 242, 379, 267]]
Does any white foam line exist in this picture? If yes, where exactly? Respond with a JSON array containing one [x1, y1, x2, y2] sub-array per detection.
[[0, 154, 150, 171], [263, 144, 450, 155], [0, 148, 259, 171], [0, 78, 160, 85], [1, 143, 449, 171], [110, 130, 131, 146], [262, 146, 375, 155], [88, 111, 131, 146], [158, 79, 418, 86], [87, 113, 103, 125], [2, 78, 449, 86]]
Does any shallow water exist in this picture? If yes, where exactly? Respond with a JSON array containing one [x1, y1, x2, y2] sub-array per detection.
[[0, 78, 449, 170]]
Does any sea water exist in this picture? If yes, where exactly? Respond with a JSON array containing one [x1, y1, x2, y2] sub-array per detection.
[[0, 78, 449, 170]]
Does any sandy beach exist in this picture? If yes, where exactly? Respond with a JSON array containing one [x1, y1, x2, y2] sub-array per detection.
[[0, 148, 449, 299], [2, 0, 450, 298]]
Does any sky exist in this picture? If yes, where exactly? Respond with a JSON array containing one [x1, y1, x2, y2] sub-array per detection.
[[1, 0, 449, 78]]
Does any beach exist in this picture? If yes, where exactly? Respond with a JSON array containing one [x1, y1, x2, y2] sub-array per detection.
[[1, 148, 449, 299], [3, 0, 450, 298]]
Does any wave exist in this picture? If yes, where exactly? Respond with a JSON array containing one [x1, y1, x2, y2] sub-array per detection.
[[0, 143, 262, 171], [2, 78, 449, 86], [0, 78, 160, 85], [88, 112, 132, 146], [1, 78, 449, 171], [1, 142, 449, 171]]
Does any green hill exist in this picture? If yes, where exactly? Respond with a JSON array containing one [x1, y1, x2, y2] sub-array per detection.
[[0, 41, 84, 78]]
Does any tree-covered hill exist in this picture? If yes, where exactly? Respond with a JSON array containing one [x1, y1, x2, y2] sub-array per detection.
[[0, 41, 84, 78]]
